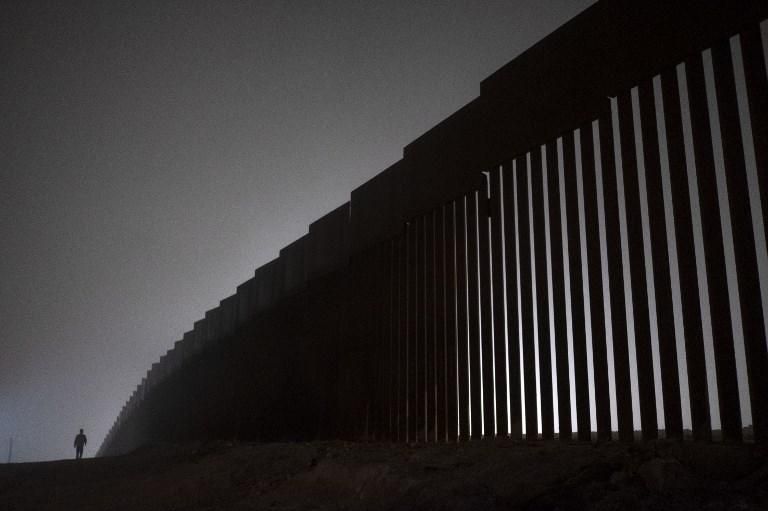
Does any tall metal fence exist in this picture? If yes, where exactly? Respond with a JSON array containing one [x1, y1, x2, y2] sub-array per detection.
[[99, 0, 768, 456]]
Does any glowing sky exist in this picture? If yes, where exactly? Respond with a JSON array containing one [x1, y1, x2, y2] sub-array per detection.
[[0, 1, 596, 462]]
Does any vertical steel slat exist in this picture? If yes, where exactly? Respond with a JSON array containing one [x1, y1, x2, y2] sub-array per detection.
[[638, 78, 684, 440], [563, 131, 591, 441], [547, 140, 572, 440], [425, 210, 437, 441], [445, 201, 460, 441], [617, 90, 659, 440], [455, 197, 471, 439], [661, 66, 712, 442], [478, 176, 497, 436], [737, 25, 768, 445], [435, 206, 447, 441], [408, 221, 419, 442], [712, 40, 766, 442], [503, 162, 523, 440], [518, 157, 538, 440], [686, 53, 743, 442], [585, 119, 618, 441], [467, 192, 483, 439], [388, 239, 397, 439], [397, 236, 408, 442], [415, 215, 426, 441], [490, 167, 510, 435], [532, 147, 555, 440]]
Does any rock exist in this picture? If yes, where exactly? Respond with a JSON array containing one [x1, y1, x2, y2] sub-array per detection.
[[593, 488, 642, 511], [652, 439, 684, 461], [637, 458, 694, 493], [609, 470, 628, 486], [682, 443, 760, 481]]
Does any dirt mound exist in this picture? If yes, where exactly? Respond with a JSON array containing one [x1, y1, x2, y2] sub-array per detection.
[[0, 439, 765, 510]]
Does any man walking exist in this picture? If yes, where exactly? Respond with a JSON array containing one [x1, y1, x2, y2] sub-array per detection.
[[74, 429, 87, 459]]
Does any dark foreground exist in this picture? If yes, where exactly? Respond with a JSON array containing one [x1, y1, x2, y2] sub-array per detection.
[[0, 439, 766, 510]]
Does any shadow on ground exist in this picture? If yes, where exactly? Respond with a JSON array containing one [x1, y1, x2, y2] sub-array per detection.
[[0, 439, 766, 510]]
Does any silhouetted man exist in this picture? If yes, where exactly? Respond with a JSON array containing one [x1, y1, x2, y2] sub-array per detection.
[[74, 429, 87, 459]]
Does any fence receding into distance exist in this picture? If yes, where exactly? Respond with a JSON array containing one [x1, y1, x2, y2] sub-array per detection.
[[98, 0, 768, 456]]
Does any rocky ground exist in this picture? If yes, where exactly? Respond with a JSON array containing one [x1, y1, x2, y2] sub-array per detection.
[[0, 438, 766, 510]]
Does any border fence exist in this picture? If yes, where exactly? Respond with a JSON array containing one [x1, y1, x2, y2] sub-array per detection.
[[99, 0, 768, 456]]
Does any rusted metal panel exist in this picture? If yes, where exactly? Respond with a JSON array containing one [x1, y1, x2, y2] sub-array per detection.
[[220, 294, 238, 338], [280, 235, 307, 296], [236, 278, 255, 325], [307, 203, 350, 279]]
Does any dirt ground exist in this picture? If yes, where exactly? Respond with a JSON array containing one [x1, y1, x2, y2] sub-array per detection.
[[0, 438, 766, 510]]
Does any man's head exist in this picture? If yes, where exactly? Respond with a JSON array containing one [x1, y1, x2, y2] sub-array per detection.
[[79, 429, 83, 434]]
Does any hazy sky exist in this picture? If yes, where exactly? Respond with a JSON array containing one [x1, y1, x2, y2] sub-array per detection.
[[1, 0, 596, 462]]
